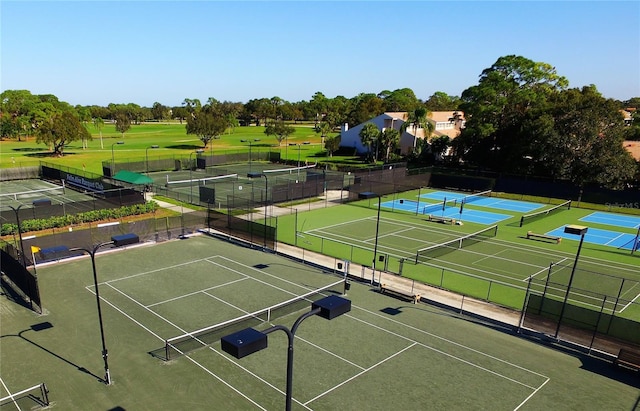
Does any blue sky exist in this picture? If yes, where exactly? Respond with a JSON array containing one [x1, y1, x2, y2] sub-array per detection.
[[2, 1, 638, 107]]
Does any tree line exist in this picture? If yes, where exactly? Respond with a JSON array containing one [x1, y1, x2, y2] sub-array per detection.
[[1, 55, 639, 188]]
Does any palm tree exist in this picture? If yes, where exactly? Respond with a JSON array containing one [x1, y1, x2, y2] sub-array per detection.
[[359, 123, 380, 163], [401, 107, 434, 152], [381, 127, 400, 162], [93, 117, 105, 149]]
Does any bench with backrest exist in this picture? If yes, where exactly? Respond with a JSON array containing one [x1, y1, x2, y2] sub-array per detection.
[[614, 348, 640, 372], [526, 231, 561, 244], [379, 283, 421, 304], [428, 215, 455, 225]]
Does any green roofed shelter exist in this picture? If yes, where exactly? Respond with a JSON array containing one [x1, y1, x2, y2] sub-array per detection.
[[113, 170, 153, 185]]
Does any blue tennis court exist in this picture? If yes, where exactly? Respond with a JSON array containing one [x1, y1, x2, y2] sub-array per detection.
[[382, 199, 512, 225], [421, 190, 543, 213], [546, 226, 640, 250], [580, 211, 640, 229]]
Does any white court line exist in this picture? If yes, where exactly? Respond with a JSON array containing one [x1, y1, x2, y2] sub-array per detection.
[[347, 313, 543, 389], [209, 346, 312, 411], [304, 343, 417, 406], [0, 377, 21, 411], [619, 290, 640, 313], [513, 378, 550, 411], [305, 216, 372, 234], [605, 232, 631, 246], [147, 277, 249, 308]]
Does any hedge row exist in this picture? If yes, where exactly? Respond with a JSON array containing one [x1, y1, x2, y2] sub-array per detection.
[[1, 202, 159, 236]]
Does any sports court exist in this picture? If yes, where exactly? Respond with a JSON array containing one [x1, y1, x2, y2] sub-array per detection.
[[6, 235, 637, 410], [579, 211, 640, 229], [420, 190, 543, 213], [381, 198, 513, 225], [546, 225, 640, 251]]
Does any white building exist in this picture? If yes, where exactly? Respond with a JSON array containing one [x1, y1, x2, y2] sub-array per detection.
[[340, 111, 465, 155]]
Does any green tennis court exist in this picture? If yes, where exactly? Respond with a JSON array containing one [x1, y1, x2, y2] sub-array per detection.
[[2, 235, 638, 410]]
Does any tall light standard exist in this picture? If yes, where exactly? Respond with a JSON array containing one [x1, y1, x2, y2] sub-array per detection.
[[248, 172, 268, 248], [359, 192, 382, 284], [289, 142, 311, 180], [62, 233, 140, 385], [110, 141, 124, 176], [145, 145, 159, 174], [240, 139, 260, 173], [8, 199, 51, 268], [221, 295, 351, 411], [554, 225, 589, 339], [189, 149, 204, 203]]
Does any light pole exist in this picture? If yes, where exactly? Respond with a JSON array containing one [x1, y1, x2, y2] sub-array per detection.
[[221, 295, 351, 411], [64, 233, 140, 385], [8, 199, 52, 269], [145, 145, 159, 174], [110, 141, 124, 176], [189, 149, 204, 203], [554, 225, 589, 339], [248, 172, 268, 248], [241, 139, 260, 173], [358, 192, 382, 284]]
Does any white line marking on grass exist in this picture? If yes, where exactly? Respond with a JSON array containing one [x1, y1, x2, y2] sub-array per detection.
[[296, 336, 366, 371], [304, 342, 417, 406], [513, 377, 550, 411], [186, 350, 268, 410], [0, 377, 22, 411], [202, 290, 254, 315], [146, 277, 249, 308], [351, 305, 549, 380], [305, 217, 372, 234], [103, 283, 183, 341], [209, 346, 313, 411], [103, 256, 225, 284], [346, 313, 542, 390], [206, 258, 314, 298], [618, 290, 640, 313]]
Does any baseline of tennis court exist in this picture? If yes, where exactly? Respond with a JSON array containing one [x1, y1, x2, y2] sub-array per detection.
[[421, 190, 543, 213], [579, 211, 640, 229], [546, 226, 640, 250]]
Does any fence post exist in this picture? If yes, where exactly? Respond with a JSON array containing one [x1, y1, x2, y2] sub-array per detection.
[[589, 296, 608, 354], [517, 276, 533, 334]]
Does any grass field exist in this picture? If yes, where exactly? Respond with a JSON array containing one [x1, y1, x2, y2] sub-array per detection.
[[2, 235, 639, 410], [276, 189, 640, 316], [0, 123, 330, 174]]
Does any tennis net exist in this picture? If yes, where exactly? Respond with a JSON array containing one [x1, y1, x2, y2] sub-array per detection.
[[421, 198, 457, 215], [164, 278, 345, 360], [165, 173, 238, 188], [0, 186, 65, 201], [461, 190, 492, 205], [519, 200, 571, 227], [262, 164, 317, 176], [415, 225, 498, 263]]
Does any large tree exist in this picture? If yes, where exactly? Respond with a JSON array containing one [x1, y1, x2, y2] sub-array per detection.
[[454, 55, 568, 170], [185, 111, 228, 149], [324, 135, 341, 157], [264, 120, 295, 146], [36, 110, 91, 156], [535, 86, 637, 188]]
